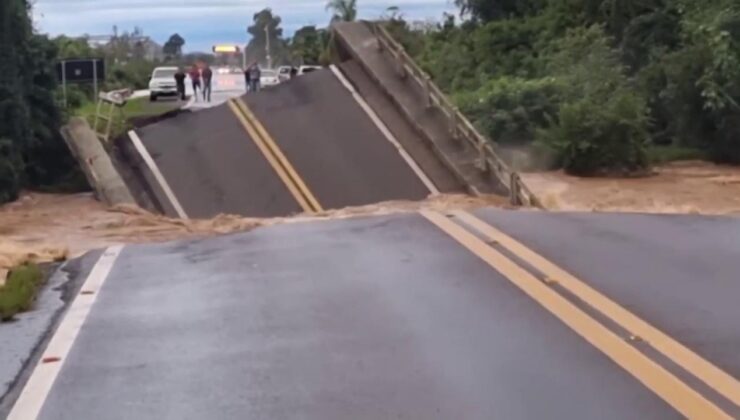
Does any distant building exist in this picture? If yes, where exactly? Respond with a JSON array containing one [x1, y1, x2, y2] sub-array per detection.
[[409, 19, 441, 33], [82, 32, 163, 62], [85, 35, 113, 48]]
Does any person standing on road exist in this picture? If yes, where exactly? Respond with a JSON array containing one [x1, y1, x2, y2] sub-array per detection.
[[189, 65, 202, 102], [244, 66, 251, 93], [202, 65, 213, 102], [249, 64, 261, 93], [174, 68, 187, 101]]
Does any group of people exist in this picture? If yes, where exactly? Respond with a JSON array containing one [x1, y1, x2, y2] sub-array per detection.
[[174, 64, 214, 103], [244, 63, 261, 93], [172, 62, 278, 102]]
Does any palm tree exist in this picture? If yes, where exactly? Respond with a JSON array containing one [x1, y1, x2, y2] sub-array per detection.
[[326, 0, 357, 23]]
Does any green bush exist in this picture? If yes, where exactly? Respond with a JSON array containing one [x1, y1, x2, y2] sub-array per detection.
[[407, 0, 740, 173], [455, 76, 564, 145], [0, 263, 44, 322], [530, 26, 651, 175], [641, 1, 740, 163], [647, 144, 708, 164], [538, 92, 650, 175]]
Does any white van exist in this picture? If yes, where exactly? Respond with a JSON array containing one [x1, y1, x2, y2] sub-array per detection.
[[297, 65, 322, 76], [148, 67, 179, 101]]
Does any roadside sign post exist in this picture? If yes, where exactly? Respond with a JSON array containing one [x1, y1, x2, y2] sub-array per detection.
[[61, 62, 67, 109], [56, 58, 106, 108], [92, 59, 98, 102]]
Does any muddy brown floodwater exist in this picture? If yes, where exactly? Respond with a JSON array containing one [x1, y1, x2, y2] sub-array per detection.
[[5, 161, 738, 283], [0, 192, 508, 283], [522, 161, 740, 215]]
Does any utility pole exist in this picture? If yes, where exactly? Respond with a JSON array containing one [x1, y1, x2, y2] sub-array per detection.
[[265, 25, 272, 69]]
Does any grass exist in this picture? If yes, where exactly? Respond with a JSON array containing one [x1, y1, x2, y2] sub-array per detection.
[[75, 97, 182, 139], [647, 144, 709, 164], [0, 263, 44, 322]]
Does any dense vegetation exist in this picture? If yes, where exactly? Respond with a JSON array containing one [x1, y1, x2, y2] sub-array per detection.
[[2, 0, 737, 206], [1, 3, 183, 203], [0, 0, 82, 203], [392, 0, 740, 175]]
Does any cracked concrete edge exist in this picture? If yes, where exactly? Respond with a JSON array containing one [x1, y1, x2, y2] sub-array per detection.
[[0, 250, 104, 419], [60, 118, 136, 207]]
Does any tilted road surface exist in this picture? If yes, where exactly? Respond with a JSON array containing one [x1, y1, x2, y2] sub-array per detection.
[[128, 67, 462, 219], [6, 210, 740, 419]]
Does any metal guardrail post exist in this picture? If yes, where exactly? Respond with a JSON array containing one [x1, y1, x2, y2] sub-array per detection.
[[424, 76, 433, 108], [476, 142, 491, 174], [509, 173, 521, 205], [450, 111, 459, 141]]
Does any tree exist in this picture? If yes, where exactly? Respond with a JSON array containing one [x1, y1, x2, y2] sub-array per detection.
[[163, 33, 185, 60], [381, 6, 403, 21], [0, 0, 83, 203], [454, 0, 545, 22], [290, 26, 327, 65], [246, 9, 288, 66], [326, 0, 358, 23], [0, 0, 33, 200], [23, 34, 78, 187]]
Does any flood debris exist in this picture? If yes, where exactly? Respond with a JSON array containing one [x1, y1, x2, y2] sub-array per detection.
[[0, 192, 508, 284]]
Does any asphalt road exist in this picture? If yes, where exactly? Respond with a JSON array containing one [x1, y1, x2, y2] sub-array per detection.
[[8, 210, 740, 419], [185, 73, 247, 110], [134, 101, 301, 218], [131, 67, 434, 218], [147, 73, 247, 110], [243, 69, 431, 209]]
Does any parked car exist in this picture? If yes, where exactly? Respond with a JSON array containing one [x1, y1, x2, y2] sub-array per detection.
[[260, 69, 280, 87], [277, 66, 293, 82], [148, 67, 179, 101], [297, 65, 322, 76]]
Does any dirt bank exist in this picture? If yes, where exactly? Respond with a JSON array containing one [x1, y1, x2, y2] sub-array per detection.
[[523, 161, 740, 215], [0, 192, 507, 283]]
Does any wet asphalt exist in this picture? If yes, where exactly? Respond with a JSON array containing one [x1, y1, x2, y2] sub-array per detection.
[[134, 67, 432, 219], [0, 251, 103, 419], [243, 69, 430, 209], [27, 210, 737, 420], [136, 102, 301, 218], [473, 209, 740, 378]]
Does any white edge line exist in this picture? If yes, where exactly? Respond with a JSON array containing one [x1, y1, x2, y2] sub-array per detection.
[[128, 130, 189, 219], [182, 94, 196, 110], [329, 64, 440, 195], [8, 245, 125, 420]]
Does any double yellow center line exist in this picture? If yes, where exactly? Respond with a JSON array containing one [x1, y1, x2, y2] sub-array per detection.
[[423, 210, 738, 419], [228, 98, 323, 213]]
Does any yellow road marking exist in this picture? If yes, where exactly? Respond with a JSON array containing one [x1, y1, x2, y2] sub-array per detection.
[[453, 210, 740, 408], [227, 100, 314, 212], [421, 210, 732, 419], [233, 98, 324, 212]]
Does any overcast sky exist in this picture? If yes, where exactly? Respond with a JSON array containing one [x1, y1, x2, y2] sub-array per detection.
[[32, 0, 455, 52]]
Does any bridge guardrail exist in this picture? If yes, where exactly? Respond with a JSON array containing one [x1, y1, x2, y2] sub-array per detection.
[[369, 22, 540, 207]]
